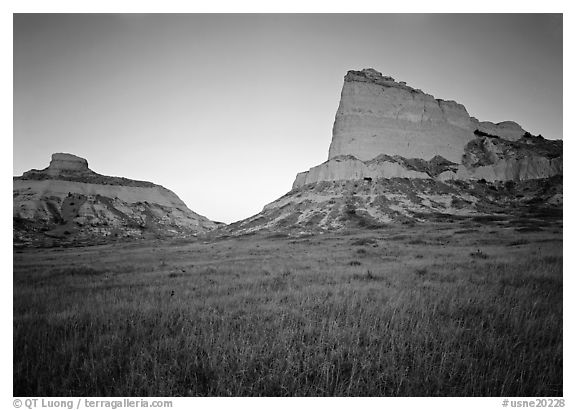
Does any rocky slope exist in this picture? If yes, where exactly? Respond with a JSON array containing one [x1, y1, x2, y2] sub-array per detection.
[[14, 153, 218, 246], [227, 176, 562, 234]]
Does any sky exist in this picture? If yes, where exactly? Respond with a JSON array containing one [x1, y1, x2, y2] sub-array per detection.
[[13, 14, 563, 223]]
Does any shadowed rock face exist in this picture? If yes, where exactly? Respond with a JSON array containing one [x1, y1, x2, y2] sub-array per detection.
[[452, 134, 562, 182], [14, 153, 218, 246], [471, 119, 526, 141]]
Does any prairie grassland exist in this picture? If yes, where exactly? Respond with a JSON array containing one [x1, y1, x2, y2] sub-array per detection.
[[13, 220, 562, 396]]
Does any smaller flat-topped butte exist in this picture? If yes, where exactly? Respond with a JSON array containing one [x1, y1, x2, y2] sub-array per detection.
[[13, 153, 217, 246]]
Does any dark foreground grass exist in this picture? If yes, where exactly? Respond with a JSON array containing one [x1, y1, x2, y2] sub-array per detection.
[[13, 224, 562, 396]]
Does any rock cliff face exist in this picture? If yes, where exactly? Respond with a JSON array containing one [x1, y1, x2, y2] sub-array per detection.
[[14, 153, 218, 246], [327, 69, 475, 163], [300, 68, 562, 187]]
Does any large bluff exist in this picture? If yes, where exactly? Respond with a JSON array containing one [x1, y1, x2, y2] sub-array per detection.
[[328, 69, 528, 163], [227, 68, 562, 235], [14, 153, 218, 246], [297, 68, 561, 188], [328, 69, 478, 163]]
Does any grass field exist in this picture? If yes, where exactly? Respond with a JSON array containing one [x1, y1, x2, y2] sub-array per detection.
[[13, 218, 562, 396]]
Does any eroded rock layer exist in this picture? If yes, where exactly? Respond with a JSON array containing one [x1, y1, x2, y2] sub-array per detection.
[[296, 133, 561, 187], [299, 68, 562, 187], [227, 176, 562, 235], [455, 133, 563, 181], [14, 153, 218, 246], [292, 155, 461, 189]]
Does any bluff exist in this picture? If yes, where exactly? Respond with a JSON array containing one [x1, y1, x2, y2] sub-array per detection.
[[328, 69, 476, 163], [227, 68, 562, 234], [14, 153, 218, 246], [296, 68, 561, 188]]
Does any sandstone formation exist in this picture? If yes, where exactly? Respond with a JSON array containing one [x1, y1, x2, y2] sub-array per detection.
[[45, 153, 90, 175], [327, 69, 534, 165], [300, 68, 562, 187], [227, 68, 562, 234], [14, 153, 218, 246], [328, 69, 476, 163]]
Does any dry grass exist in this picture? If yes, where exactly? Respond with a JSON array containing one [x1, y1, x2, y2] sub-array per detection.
[[13, 221, 562, 396]]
